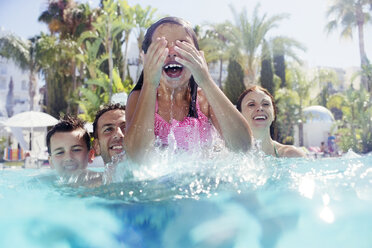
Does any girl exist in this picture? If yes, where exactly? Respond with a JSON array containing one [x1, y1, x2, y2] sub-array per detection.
[[124, 17, 252, 163]]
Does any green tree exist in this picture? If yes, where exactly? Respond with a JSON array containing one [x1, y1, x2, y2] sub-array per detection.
[[275, 65, 311, 145], [313, 68, 339, 107], [0, 34, 41, 111], [275, 88, 299, 142], [260, 40, 275, 95], [271, 36, 306, 88], [327, 93, 344, 120], [335, 86, 372, 153], [224, 59, 246, 105], [229, 3, 288, 85], [77, 68, 129, 122], [117, 0, 136, 82], [79, 0, 126, 100], [132, 4, 157, 82], [38, 0, 94, 39], [37, 34, 76, 117], [199, 21, 238, 88], [325, 0, 372, 91], [38, 0, 96, 114]]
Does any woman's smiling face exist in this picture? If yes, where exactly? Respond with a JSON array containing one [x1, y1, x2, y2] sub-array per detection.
[[241, 89, 275, 130], [151, 23, 194, 88]]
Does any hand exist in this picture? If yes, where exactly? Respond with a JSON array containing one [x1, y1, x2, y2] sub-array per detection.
[[143, 37, 168, 88], [174, 40, 212, 88]]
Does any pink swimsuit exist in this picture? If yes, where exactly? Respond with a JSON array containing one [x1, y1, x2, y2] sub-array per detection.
[[154, 99, 213, 150]]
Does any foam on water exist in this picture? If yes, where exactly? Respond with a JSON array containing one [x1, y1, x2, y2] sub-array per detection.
[[1, 150, 372, 248]]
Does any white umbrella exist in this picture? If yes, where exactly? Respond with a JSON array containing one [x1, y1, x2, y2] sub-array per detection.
[[4, 111, 58, 151], [4, 111, 58, 128]]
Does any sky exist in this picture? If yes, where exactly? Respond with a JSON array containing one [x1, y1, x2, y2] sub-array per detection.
[[0, 0, 371, 69]]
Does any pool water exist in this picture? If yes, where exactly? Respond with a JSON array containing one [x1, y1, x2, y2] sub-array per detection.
[[0, 151, 371, 248]]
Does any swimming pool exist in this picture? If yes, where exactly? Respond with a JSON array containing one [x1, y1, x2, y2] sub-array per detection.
[[0, 151, 371, 248]]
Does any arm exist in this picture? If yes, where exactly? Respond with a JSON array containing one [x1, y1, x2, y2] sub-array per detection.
[[124, 38, 168, 163], [279, 144, 307, 158], [175, 41, 252, 151]]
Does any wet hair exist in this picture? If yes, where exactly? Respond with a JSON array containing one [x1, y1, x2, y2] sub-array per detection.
[[236, 85, 277, 122], [131, 16, 199, 118], [46, 115, 90, 154], [93, 103, 126, 138]]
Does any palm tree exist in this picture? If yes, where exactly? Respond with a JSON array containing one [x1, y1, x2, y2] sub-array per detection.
[[270, 36, 306, 87], [38, 0, 94, 39], [325, 0, 371, 90], [313, 68, 339, 107], [229, 3, 288, 85], [132, 4, 157, 82], [39, 0, 96, 114], [79, 0, 126, 100], [0, 34, 41, 111], [117, 0, 136, 82], [277, 65, 311, 146], [199, 21, 238, 88], [292, 67, 311, 146], [36, 34, 77, 117]]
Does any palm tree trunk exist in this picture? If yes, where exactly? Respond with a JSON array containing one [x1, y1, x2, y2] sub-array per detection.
[[299, 100, 304, 146], [122, 34, 130, 82], [29, 72, 36, 111], [107, 22, 113, 100], [356, 7, 369, 91], [357, 23, 367, 65], [71, 58, 77, 91], [218, 57, 223, 89]]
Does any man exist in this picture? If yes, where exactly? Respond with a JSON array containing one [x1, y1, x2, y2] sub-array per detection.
[[47, 115, 101, 186], [93, 103, 126, 164], [327, 132, 336, 156]]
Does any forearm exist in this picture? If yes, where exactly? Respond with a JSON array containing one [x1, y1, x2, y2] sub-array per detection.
[[124, 85, 157, 163], [202, 78, 252, 151], [173, 41, 252, 150]]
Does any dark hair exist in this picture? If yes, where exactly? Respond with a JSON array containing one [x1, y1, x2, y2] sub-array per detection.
[[131, 16, 199, 118], [236, 85, 277, 121], [237, 86, 277, 138], [46, 115, 90, 154], [93, 103, 126, 138]]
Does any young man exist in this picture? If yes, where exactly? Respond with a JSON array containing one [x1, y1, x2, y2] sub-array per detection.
[[93, 103, 126, 165], [47, 115, 102, 186]]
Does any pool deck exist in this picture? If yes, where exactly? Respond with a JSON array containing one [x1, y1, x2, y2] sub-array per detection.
[[0, 161, 51, 170]]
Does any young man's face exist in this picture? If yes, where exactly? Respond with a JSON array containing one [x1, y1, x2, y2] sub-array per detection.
[[94, 109, 126, 164], [49, 129, 91, 177]]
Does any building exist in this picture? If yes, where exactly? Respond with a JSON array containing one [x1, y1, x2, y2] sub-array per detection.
[[0, 57, 43, 160], [0, 57, 41, 119]]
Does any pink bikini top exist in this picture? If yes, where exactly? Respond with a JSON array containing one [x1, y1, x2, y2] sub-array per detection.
[[154, 98, 213, 150]]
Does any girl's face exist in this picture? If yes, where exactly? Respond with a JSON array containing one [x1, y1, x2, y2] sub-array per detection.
[[241, 89, 275, 130], [152, 23, 194, 89]]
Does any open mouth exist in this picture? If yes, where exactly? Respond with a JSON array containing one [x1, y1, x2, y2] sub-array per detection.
[[163, 62, 183, 78], [64, 164, 78, 171], [110, 145, 123, 153], [253, 115, 267, 120]]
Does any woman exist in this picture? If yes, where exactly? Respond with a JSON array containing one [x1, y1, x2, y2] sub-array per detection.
[[124, 17, 252, 163], [237, 85, 305, 158]]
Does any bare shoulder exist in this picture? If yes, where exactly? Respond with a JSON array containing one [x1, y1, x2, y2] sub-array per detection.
[[275, 142, 307, 158]]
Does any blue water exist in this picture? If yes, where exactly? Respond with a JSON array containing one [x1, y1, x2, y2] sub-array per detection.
[[1, 152, 372, 248]]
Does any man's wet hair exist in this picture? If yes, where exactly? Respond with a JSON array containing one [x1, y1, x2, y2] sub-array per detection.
[[47, 115, 91, 154], [93, 103, 126, 138]]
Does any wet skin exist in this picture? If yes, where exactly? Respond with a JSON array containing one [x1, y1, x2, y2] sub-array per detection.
[[94, 109, 126, 164], [49, 129, 91, 177]]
